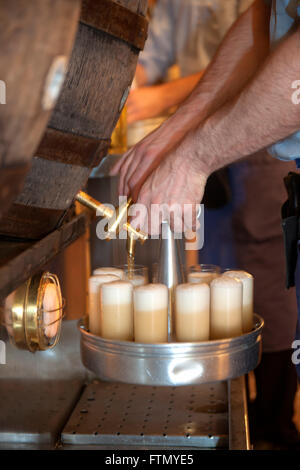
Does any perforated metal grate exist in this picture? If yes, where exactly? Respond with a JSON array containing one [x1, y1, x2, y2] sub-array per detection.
[[0, 380, 83, 445], [62, 380, 229, 449]]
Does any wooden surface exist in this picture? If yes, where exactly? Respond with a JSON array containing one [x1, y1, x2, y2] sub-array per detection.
[[0, 0, 148, 240], [115, 0, 148, 14], [62, 229, 91, 321], [0, 0, 80, 219], [36, 128, 110, 168], [49, 21, 140, 139], [0, 213, 87, 301], [81, 0, 148, 50], [49, 0, 148, 139]]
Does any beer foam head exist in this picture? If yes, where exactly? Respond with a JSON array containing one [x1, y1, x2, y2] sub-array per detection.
[[188, 272, 218, 283], [101, 280, 133, 305], [211, 276, 243, 314], [93, 267, 124, 279], [223, 271, 253, 305], [126, 275, 147, 287], [88, 274, 119, 293], [176, 283, 210, 313], [223, 270, 253, 281], [176, 282, 210, 293], [134, 283, 168, 311], [211, 276, 242, 289]]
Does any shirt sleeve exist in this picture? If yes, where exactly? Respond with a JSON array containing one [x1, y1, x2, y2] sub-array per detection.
[[268, 131, 300, 164], [138, 0, 176, 84]]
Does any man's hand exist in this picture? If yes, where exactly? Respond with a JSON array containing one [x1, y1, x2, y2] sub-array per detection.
[[110, 0, 270, 232], [112, 1, 268, 195], [127, 86, 166, 124], [128, 134, 208, 235], [110, 113, 193, 198], [117, 72, 206, 194], [126, 21, 300, 237]]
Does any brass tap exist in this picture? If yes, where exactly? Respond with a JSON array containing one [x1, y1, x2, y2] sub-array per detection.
[[76, 191, 114, 219], [75, 191, 147, 257]]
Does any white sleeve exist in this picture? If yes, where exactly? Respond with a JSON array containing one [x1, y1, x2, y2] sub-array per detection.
[[138, 0, 176, 84]]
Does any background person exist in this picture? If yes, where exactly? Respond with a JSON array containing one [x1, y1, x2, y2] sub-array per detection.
[[113, 0, 300, 447]]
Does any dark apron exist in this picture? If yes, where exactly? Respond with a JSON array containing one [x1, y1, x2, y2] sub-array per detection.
[[200, 150, 298, 353], [281, 172, 300, 377], [281, 172, 300, 289]]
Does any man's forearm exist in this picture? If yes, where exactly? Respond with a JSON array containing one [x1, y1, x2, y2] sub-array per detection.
[[189, 27, 300, 175], [171, 0, 270, 128], [155, 72, 204, 112], [114, 1, 271, 200]]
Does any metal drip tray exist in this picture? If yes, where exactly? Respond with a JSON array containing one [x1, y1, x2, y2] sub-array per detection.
[[78, 314, 263, 386], [61, 381, 228, 449]]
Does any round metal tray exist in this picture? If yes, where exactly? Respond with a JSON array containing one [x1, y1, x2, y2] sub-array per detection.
[[78, 314, 264, 386]]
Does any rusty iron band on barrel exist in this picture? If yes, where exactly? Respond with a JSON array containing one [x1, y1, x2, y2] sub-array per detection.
[[0, 162, 30, 183], [0, 203, 69, 240], [0, 162, 31, 217], [36, 128, 110, 168], [80, 0, 148, 50]]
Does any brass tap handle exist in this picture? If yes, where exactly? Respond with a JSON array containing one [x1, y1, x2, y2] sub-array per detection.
[[76, 191, 114, 219], [106, 197, 133, 238], [124, 222, 147, 245], [106, 201, 148, 251], [126, 223, 148, 258], [76, 191, 148, 253], [127, 232, 136, 259]]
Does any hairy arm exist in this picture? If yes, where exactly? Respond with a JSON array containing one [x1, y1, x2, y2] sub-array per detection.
[[112, 0, 271, 196], [133, 25, 300, 234], [187, 26, 300, 175], [168, 0, 270, 128], [127, 71, 204, 124]]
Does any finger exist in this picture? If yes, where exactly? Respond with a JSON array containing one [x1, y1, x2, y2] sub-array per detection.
[[116, 150, 137, 195], [127, 135, 168, 198], [129, 153, 164, 202], [169, 208, 185, 235], [181, 202, 200, 233], [137, 186, 162, 237], [148, 201, 163, 236], [119, 127, 165, 196], [122, 143, 155, 197], [109, 151, 130, 176], [123, 154, 143, 197], [129, 199, 151, 236], [129, 209, 148, 235], [129, 182, 152, 235], [118, 155, 135, 195]]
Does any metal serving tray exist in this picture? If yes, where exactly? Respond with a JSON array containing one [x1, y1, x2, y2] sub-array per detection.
[[78, 314, 263, 386]]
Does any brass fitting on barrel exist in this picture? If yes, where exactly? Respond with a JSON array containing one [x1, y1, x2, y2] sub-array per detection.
[[125, 222, 148, 258], [76, 191, 114, 219], [75, 191, 147, 257]]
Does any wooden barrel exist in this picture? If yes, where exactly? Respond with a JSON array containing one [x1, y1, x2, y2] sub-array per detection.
[[0, 0, 148, 239], [0, 0, 81, 222]]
